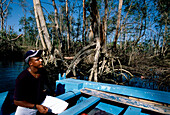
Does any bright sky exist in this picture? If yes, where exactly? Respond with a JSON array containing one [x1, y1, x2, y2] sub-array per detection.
[[7, 0, 54, 34]]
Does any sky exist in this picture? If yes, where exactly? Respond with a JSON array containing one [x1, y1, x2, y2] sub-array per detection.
[[7, 0, 54, 34], [7, 0, 32, 33]]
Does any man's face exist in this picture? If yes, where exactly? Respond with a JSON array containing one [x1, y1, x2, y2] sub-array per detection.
[[29, 57, 43, 68]]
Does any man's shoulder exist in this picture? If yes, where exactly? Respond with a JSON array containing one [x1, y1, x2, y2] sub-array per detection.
[[17, 69, 30, 80]]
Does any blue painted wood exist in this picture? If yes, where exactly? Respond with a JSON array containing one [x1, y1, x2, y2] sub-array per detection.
[[96, 102, 124, 115], [58, 73, 62, 80], [81, 88, 170, 114], [58, 73, 66, 80], [124, 106, 141, 115], [59, 78, 170, 104], [0, 91, 8, 109], [0, 91, 8, 115], [59, 96, 100, 115], [140, 113, 150, 115], [57, 90, 81, 100], [63, 73, 66, 79], [56, 79, 84, 92]]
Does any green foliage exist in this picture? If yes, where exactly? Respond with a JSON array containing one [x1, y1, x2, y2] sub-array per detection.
[[0, 31, 24, 61], [0, 41, 24, 61]]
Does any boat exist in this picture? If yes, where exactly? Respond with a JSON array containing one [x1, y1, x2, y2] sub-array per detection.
[[0, 77, 170, 115], [56, 78, 170, 115]]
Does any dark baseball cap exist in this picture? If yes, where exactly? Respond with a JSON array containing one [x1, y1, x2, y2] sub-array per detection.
[[24, 50, 43, 63]]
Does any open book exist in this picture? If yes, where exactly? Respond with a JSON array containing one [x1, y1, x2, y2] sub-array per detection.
[[42, 96, 69, 114]]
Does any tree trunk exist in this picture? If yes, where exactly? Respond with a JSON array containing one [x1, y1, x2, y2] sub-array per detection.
[[69, 1, 77, 52], [88, 0, 100, 82], [120, 30, 122, 49], [93, 37, 100, 82], [124, 28, 127, 51], [113, 0, 123, 49], [82, 0, 86, 45], [23, 14, 26, 45], [33, 0, 46, 50], [0, 15, 4, 31], [118, 0, 133, 49], [33, 0, 52, 53], [161, 12, 168, 56], [0, 1, 4, 31], [102, 0, 108, 51], [52, 0, 62, 53], [60, 11, 64, 48], [85, 19, 88, 43], [0, 0, 11, 31], [66, 0, 70, 50]]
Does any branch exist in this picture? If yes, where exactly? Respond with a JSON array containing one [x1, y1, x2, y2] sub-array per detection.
[[10, 34, 23, 41], [114, 68, 134, 78], [119, 0, 133, 32], [3, 0, 11, 13], [66, 43, 96, 76]]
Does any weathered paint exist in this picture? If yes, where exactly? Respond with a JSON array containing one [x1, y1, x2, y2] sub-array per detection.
[[58, 78, 170, 105], [56, 78, 170, 114], [59, 96, 100, 115], [81, 88, 170, 114]]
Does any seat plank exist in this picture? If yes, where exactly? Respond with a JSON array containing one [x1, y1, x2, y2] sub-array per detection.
[[96, 102, 124, 115], [59, 96, 100, 115], [124, 106, 141, 115], [57, 90, 81, 100]]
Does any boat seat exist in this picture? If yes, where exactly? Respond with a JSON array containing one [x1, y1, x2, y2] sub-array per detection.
[[57, 89, 81, 100], [124, 106, 142, 115], [96, 102, 124, 115], [59, 96, 100, 115]]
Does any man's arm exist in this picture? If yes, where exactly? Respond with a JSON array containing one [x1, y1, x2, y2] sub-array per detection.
[[14, 100, 48, 114]]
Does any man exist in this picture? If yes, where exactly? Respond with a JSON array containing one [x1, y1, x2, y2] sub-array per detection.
[[14, 50, 49, 115]]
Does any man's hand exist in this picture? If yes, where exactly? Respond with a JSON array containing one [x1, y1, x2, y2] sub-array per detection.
[[36, 105, 48, 114]]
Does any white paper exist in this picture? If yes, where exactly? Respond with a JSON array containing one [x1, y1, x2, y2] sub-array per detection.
[[42, 96, 69, 114]]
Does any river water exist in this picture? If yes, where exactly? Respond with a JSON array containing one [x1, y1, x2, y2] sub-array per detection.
[[0, 61, 26, 93]]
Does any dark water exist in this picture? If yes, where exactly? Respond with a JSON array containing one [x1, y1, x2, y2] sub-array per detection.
[[0, 62, 26, 93]]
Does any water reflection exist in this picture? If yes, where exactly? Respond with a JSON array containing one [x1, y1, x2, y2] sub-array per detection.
[[0, 61, 26, 93]]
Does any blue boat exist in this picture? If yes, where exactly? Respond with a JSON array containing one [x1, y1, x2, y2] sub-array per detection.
[[1, 77, 170, 115]]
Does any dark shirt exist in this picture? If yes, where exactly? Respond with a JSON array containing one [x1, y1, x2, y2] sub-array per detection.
[[14, 69, 46, 104]]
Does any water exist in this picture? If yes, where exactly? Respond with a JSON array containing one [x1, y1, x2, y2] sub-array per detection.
[[0, 61, 26, 93]]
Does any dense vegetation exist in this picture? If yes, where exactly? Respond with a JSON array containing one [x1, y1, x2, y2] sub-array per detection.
[[0, 0, 169, 91]]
